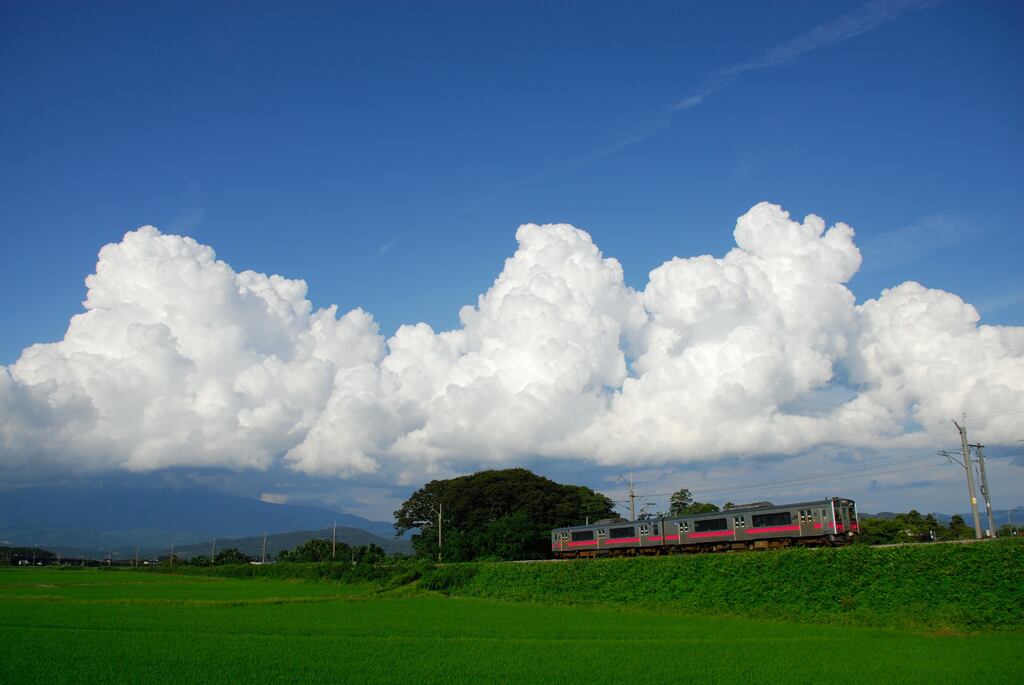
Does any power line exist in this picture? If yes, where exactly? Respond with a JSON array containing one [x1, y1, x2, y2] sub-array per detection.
[[622, 450, 951, 498], [619, 454, 952, 505]]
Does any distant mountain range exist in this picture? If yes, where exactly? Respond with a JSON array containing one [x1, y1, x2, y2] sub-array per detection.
[[0, 481, 405, 559]]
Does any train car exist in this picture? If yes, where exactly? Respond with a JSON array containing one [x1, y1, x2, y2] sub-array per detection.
[[551, 497, 859, 558]]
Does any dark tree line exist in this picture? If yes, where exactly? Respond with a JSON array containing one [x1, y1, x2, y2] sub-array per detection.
[[277, 539, 386, 564], [189, 547, 252, 566], [858, 511, 1019, 544], [394, 468, 616, 562]]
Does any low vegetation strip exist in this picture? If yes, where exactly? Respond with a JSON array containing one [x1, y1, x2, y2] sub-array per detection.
[[423, 538, 1024, 631], [143, 559, 431, 590], [3, 568, 1022, 684]]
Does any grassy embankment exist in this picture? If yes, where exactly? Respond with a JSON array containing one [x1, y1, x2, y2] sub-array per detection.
[[161, 537, 1024, 632], [2, 566, 1022, 684], [424, 538, 1024, 631]]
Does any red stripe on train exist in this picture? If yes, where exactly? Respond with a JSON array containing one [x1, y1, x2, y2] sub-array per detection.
[[746, 525, 801, 534]]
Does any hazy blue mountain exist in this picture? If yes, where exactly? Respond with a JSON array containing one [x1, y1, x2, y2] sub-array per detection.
[[0, 481, 400, 558]]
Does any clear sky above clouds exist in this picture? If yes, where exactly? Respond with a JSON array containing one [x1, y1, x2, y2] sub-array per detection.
[[1, 1, 1022, 518]]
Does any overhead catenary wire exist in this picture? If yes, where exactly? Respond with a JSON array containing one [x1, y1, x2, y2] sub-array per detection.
[[624, 449, 952, 496], [604, 410, 1024, 517], [616, 452, 954, 506]]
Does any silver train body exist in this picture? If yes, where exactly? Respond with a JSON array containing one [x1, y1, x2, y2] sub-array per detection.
[[551, 497, 859, 558]]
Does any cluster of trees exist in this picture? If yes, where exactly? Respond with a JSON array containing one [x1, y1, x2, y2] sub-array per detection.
[[393, 468, 617, 562], [188, 548, 252, 566], [859, 511, 1020, 544], [668, 488, 730, 516], [276, 539, 386, 564]]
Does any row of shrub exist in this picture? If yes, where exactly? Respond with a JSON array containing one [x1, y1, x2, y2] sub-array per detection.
[[421, 538, 1024, 631], [148, 556, 434, 589], [145, 538, 1023, 631]]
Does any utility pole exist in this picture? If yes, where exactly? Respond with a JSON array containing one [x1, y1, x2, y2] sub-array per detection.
[[437, 503, 443, 562], [332, 521, 337, 560], [953, 417, 983, 539], [211, 538, 216, 561], [169, 542, 175, 566], [617, 472, 637, 521], [973, 444, 996, 537], [261, 533, 267, 564]]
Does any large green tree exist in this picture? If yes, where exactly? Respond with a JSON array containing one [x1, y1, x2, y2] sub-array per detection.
[[394, 468, 616, 561], [213, 548, 251, 565], [669, 488, 720, 516]]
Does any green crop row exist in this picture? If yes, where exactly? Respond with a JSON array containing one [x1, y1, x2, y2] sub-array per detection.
[[138, 539, 1024, 631], [423, 539, 1024, 631], [5, 570, 1022, 683], [137, 557, 433, 590]]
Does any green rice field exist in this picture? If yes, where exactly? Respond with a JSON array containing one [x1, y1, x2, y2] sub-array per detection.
[[2, 568, 1020, 684]]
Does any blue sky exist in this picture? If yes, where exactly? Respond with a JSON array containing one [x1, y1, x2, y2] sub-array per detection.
[[3, 0, 1022, 364], [2, 1, 1022, 519]]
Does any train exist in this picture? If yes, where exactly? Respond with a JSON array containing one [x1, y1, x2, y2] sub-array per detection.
[[551, 497, 859, 558]]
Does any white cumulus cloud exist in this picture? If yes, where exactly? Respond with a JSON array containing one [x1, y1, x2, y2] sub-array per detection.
[[2, 203, 1022, 482]]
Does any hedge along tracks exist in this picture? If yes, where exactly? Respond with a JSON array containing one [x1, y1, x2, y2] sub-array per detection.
[[510, 535, 999, 563]]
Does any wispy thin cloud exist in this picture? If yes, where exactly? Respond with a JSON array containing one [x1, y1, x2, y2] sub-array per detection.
[[859, 213, 981, 272], [372, 236, 400, 260], [462, 0, 936, 212], [672, 0, 938, 113]]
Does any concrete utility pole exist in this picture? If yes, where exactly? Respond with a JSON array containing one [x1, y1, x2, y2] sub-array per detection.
[[973, 444, 996, 537], [953, 417, 983, 539], [437, 503, 443, 562], [617, 472, 637, 521], [332, 522, 337, 560], [211, 538, 216, 560], [261, 533, 268, 564]]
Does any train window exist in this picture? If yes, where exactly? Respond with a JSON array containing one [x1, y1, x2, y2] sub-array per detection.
[[653, 524, 660, 536], [752, 511, 792, 527], [597, 529, 606, 539], [609, 527, 635, 539], [571, 530, 594, 542], [561, 532, 569, 540], [639, 525, 649, 536], [694, 518, 728, 533], [733, 515, 745, 528], [681, 522, 689, 533]]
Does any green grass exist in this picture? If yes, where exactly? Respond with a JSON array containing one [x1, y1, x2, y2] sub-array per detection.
[[0, 567, 372, 603], [2, 568, 1021, 684], [428, 538, 1024, 631]]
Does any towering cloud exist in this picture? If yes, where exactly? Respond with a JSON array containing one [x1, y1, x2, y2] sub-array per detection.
[[2, 203, 1021, 481]]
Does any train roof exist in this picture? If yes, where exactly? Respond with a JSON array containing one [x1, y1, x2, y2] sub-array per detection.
[[552, 497, 855, 532]]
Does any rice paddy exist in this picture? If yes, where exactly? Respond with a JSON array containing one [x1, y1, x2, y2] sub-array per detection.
[[1, 568, 1020, 684]]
